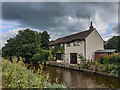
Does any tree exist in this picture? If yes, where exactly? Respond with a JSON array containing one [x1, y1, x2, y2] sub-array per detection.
[[15, 28, 42, 63], [2, 38, 16, 62], [2, 28, 42, 63], [104, 36, 120, 52], [41, 31, 50, 50], [2, 28, 50, 64]]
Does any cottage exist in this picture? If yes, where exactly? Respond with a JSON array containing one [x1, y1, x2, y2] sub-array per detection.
[[49, 21, 104, 64]]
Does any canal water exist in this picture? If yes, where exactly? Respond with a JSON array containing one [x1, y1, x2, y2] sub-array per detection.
[[43, 65, 120, 88]]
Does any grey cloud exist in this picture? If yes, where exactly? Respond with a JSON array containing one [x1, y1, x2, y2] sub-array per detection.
[[2, 2, 66, 29], [112, 23, 119, 34], [2, 2, 117, 40]]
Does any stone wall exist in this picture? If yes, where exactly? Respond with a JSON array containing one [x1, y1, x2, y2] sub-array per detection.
[[46, 61, 120, 79]]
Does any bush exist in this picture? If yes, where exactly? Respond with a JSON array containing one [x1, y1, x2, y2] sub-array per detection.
[[81, 64, 88, 69], [2, 59, 66, 88], [30, 50, 49, 64], [48, 57, 56, 61], [30, 53, 41, 64], [100, 54, 120, 64], [98, 54, 120, 76], [101, 64, 120, 76], [99, 56, 104, 64], [103, 64, 114, 73], [40, 50, 49, 61], [110, 69, 118, 76], [110, 65, 120, 76]]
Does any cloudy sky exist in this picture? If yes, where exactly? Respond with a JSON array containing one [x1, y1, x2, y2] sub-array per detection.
[[1, 1, 119, 48]]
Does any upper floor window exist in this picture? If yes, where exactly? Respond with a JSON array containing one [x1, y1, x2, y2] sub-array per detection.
[[74, 40, 80, 46], [60, 43, 63, 47], [52, 46, 54, 48], [66, 43, 70, 47]]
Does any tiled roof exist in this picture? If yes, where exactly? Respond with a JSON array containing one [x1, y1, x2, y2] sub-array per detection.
[[50, 29, 94, 46]]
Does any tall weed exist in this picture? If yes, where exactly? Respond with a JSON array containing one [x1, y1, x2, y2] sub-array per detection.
[[2, 59, 66, 88]]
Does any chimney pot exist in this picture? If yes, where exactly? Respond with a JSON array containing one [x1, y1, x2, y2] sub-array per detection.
[[89, 21, 93, 30]]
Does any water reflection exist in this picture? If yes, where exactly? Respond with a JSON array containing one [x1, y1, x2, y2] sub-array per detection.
[[43, 65, 120, 88]]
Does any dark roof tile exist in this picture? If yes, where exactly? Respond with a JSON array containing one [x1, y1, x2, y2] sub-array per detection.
[[50, 29, 94, 45]]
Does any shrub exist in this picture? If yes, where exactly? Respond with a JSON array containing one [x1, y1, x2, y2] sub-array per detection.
[[110, 69, 118, 76], [30, 53, 41, 64], [97, 65, 105, 72], [105, 54, 120, 64], [95, 54, 120, 76], [108, 54, 120, 64], [99, 54, 120, 65], [103, 55, 109, 64], [41, 50, 49, 61], [95, 62, 99, 67], [30, 50, 49, 64], [48, 57, 56, 61], [103, 64, 114, 73], [78, 53, 83, 60], [101, 64, 120, 76], [99, 56, 104, 64], [110, 65, 120, 76], [2, 59, 66, 88], [81, 64, 88, 69]]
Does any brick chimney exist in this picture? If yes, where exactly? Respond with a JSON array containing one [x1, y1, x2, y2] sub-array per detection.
[[89, 21, 93, 30]]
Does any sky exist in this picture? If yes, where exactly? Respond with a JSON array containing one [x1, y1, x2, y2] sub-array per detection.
[[0, 1, 119, 48]]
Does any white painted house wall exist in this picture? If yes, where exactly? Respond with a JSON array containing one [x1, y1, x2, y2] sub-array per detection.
[[85, 29, 104, 61], [64, 41, 85, 63]]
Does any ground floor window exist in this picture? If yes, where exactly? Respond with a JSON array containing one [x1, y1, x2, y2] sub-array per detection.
[[56, 53, 63, 60]]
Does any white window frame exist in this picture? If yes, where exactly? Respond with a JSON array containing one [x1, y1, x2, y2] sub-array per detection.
[[74, 40, 80, 46], [60, 43, 63, 47], [66, 43, 70, 47], [52, 46, 54, 48]]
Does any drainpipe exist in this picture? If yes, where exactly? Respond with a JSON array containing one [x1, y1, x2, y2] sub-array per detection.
[[63, 43, 65, 62], [84, 39, 86, 60]]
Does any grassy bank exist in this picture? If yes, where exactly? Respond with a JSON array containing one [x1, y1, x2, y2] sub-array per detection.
[[2, 59, 66, 88]]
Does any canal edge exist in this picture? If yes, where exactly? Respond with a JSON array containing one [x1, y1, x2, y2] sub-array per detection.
[[46, 61, 120, 79]]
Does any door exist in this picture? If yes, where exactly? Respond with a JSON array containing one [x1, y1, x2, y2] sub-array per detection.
[[70, 53, 77, 64]]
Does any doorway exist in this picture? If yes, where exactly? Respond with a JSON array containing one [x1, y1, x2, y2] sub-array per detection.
[[70, 53, 77, 64]]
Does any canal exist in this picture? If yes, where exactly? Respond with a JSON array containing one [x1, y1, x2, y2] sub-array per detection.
[[42, 65, 120, 88]]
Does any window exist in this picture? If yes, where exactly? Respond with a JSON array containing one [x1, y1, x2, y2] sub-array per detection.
[[52, 46, 54, 48], [74, 40, 80, 46], [56, 53, 63, 60], [60, 43, 63, 47], [66, 43, 70, 47]]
